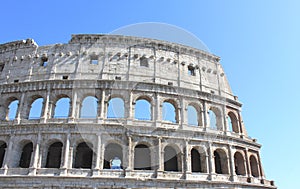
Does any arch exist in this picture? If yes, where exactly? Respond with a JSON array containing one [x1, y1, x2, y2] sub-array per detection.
[[191, 148, 201, 172], [164, 145, 180, 171], [74, 142, 93, 169], [103, 143, 123, 169], [7, 99, 19, 120], [209, 107, 222, 130], [28, 97, 44, 120], [19, 142, 33, 168], [162, 100, 178, 123], [214, 149, 228, 174], [107, 97, 124, 118], [53, 97, 70, 118], [228, 112, 239, 133], [187, 105, 199, 126], [250, 155, 259, 177], [135, 99, 151, 120], [80, 96, 98, 118], [234, 152, 246, 175], [134, 144, 151, 170], [45, 142, 63, 168], [0, 141, 7, 167]]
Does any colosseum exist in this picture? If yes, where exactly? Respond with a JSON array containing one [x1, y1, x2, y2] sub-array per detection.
[[0, 34, 275, 188]]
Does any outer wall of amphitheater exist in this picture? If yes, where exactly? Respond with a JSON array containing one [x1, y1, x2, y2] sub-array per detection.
[[0, 35, 276, 188]]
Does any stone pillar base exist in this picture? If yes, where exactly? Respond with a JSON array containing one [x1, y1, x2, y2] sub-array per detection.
[[28, 167, 36, 176]]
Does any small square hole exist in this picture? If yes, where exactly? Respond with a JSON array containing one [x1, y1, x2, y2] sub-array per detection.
[[115, 76, 121, 80], [62, 76, 68, 80], [188, 66, 195, 76], [91, 59, 98, 65], [41, 57, 48, 67], [14, 79, 19, 83]]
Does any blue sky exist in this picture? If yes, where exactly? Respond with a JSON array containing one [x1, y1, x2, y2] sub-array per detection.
[[1, 1, 299, 188]]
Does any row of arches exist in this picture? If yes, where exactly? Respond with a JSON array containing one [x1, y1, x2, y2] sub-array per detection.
[[5, 95, 241, 133], [0, 140, 260, 177]]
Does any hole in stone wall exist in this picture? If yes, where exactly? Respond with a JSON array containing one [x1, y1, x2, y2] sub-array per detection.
[[188, 65, 196, 76], [41, 57, 48, 67]]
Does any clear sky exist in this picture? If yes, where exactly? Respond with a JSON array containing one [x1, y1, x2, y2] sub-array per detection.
[[1, 1, 299, 188]]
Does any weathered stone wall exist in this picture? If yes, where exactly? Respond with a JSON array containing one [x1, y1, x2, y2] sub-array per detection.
[[0, 35, 276, 189]]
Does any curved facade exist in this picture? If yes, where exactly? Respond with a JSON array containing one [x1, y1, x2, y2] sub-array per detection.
[[0, 35, 275, 188]]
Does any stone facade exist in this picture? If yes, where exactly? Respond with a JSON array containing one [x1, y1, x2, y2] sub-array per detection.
[[0, 35, 276, 188]]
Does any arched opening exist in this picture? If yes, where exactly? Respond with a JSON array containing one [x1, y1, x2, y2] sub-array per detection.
[[103, 143, 123, 169], [164, 146, 179, 171], [19, 142, 33, 168], [228, 112, 239, 133], [250, 155, 259, 177], [7, 99, 19, 120], [191, 148, 201, 172], [0, 142, 7, 167], [209, 109, 217, 129], [135, 99, 151, 120], [234, 152, 246, 175], [53, 97, 70, 118], [80, 96, 98, 118], [46, 142, 63, 168], [209, 107, 222, 130], [214, 149, 228, 174], [134, 144, 151, 170], [28, 98, 44, 119], [187, 105, 199, 126], [74, 142, 93, 169], [107, 97, 124, 118], [162, 101, 178, 123]]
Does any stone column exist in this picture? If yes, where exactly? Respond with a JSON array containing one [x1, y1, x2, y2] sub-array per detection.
[[156, 137, 163, 178], [126, 136, 133, 171], [179, 98, 184, 128], [29, 132, 41, 175], [244, 148, 251, 178], [203, 101, 209, 130], [93, 134, 101, 176], [207, 142, 213, 180], [69, 90, 77, 122], [228, 145, 236, 181], [99, 90, 106, 122], [61, 132, 70, 175], [16, 92, 25, 124], [128, 91, 133, 119], [41, 86, 51, 123], [257, 152, 265, 180], [185, 140, 191, 174], [237, 110, 244, 136], [2, 135, 14, 174], [223, 105, 228, 133], [155, 93, 161, 127]]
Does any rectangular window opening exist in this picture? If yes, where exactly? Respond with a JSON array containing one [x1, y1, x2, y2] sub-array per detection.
[[62, 76, 68, 80], [14, 79, 19, 83], [41, 57, 48, 67], [91, 57, 99, 65], [188, 66, 196, 76]]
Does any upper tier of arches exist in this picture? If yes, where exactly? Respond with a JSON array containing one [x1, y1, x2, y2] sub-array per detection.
[[0, 89, 245, 136]]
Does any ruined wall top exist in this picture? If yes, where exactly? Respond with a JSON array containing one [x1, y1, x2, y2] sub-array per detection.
[[0, 34, 235, 101]]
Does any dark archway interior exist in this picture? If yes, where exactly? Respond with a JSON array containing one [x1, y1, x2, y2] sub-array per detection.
[[164, 146, 178, 171], [191, 148, 201, 172], [0, 142, 7, 167], [74, 142, 93, 169], [19, 142, 33, 168], [103, 143, 123, 169], [134, 144, 151, 170], [46, 142, 63, 168]]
